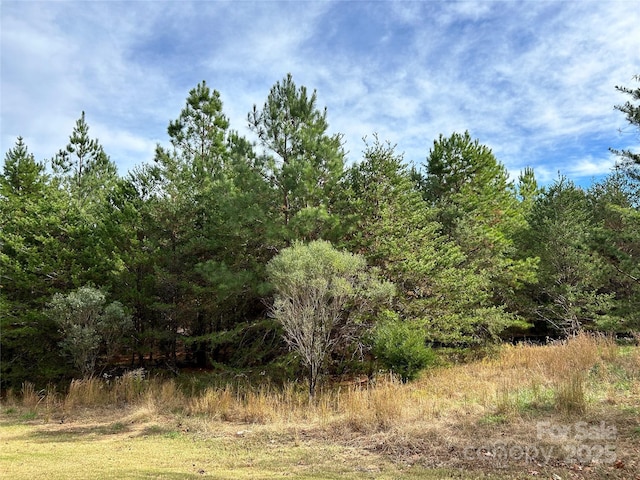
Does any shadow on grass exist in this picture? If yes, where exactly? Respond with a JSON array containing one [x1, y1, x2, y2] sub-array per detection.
[[115, 470, 219, 479], [12, 421, 183, 444], [26, 423, 132, 442]]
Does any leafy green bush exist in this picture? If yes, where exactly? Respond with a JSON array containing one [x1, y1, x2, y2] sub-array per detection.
[[372, 312, 435, 382]]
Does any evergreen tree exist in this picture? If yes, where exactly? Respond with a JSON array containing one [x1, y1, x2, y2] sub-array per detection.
[[53, 113, 123, 290], [418, 132, 538, 319], [101, 172, 158, 366], [526, 178, 615, 335], [2, 126, 124, 386], [1, 138, 69, 387], [588, 170, 640, 333], [249, 73, 345, 240], [339, 138, 526, 346], [134, 81, 276, 368], [52, 111, 118, 205], [140, 81, 232, 366], [611, 75, 640, 171], [166, 81, 229, 177], [516, 167, 542, 216]]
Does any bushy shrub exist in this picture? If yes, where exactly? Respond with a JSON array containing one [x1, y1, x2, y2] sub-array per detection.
[[46, 286, 132, 377], [372, 312, 435, 382], [267, 240, 393, 398]]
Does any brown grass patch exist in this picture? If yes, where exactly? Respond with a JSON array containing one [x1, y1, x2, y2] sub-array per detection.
[[2, 334, 639, 478]]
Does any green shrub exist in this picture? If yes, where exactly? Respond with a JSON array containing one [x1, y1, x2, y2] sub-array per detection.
[[372, 313, 435, 382], [46, 286, 132, 377]]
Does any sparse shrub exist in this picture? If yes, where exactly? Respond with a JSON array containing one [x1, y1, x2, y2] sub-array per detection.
[[267, 240, 394, 399], [19, 411, 37, 421], [242, 386, 274, 423], [2, 389, 17, 407], [154, 378, 184, 412], [495, 380, 516, 416], [109, 421, 126, 434], [479, 413, 508, 425], [494, 334, 612, 417], [542, 333, 603, 379], [495, 379, 554, 415], [113, 368, 147, 404], [340, 375, 404, 432], [65, 377, 106, 408], [41, 383, 60, 421], [7, 334, 637, 448], [189, 385, 235, 420]]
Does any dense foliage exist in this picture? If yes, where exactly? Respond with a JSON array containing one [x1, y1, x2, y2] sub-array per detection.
[[267, 240, 392, 397], [1, 74, 638, 389]]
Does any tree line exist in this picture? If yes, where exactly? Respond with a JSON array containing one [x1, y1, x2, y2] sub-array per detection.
[[1, 74, 639, 390]]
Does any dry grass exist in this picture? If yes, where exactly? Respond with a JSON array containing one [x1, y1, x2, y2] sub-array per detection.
[[6, 334, 636, 426], [477, 333, 631, 416], [2, 333, 639, 479]]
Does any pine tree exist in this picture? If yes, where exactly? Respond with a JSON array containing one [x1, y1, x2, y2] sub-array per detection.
[[249, 73, 344, 240], [1, 138, 69, 387], [52, 111, 117, 205], [418, 132, 538, 321], [132, 81, 276, 367], [526, 178, 614, 335], [588, 170, 640, 333], [339, 138, 526, 346], [611, 75, 640, 171]]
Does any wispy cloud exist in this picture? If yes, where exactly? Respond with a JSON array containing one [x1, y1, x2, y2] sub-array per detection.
[[1, 1, 638, 184]]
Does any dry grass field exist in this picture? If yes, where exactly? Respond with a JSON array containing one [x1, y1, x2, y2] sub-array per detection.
[[2, 334, 639, 479]]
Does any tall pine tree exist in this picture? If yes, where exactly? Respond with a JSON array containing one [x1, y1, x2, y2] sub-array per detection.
[[249, 73, 345, 241], [1, 138, 69, 387]]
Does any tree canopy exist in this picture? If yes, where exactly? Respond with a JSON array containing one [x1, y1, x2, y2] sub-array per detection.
[[1, 74, 638, 389]]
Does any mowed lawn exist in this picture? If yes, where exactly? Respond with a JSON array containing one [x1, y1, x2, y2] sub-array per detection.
[[0, 415, 485, 480]]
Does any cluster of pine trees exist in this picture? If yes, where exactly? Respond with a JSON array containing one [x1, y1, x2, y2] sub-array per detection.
[[2, 74, 639, 389]]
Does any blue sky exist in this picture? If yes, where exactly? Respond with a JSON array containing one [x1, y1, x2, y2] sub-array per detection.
[[2, 1, 639, 186]]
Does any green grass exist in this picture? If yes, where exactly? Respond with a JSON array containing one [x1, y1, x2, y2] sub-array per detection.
[[478, 413, 508, 425], [0, 418, 499, 479], [18, 412, 36, 421]]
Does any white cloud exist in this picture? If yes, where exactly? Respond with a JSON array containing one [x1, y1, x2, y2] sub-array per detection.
[[566, 156, 618, 178], [91, 123, 159, 173], [1, 0, 639, 187]]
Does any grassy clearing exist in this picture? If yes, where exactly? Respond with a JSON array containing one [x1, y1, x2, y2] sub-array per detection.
[[1, 334, 639, 479], [1, 420, 448, 480]]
